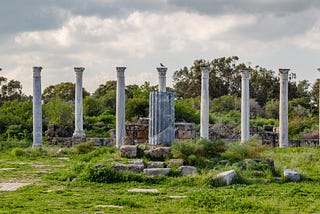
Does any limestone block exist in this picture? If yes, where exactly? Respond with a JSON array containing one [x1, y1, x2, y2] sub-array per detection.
[[128, 159, 144, 165], [178, 166, 197, 176], [216, 170, 237, 185], [112, 162, 144, 173], [147, 161, 165, 168], [284, 169, 301, 182], [143, 168, 171, 176], [120, 145, 137, 158], [167, 159, 184, 167], [146, 147, 171, 159]]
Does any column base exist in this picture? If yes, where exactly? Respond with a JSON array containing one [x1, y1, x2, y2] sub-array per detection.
[[73, 130, 86, 138]]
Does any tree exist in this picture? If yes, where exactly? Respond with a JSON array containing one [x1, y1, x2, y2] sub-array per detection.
[[94, 80, 117, 98], [0, 77, 26, 104], [43, 98, 74, 127], [42, 82, 89, 103]]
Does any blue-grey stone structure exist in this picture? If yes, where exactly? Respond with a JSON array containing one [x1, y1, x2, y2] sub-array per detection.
[[33, 66, 43, 147], [148, 67, 175, 145], [116, 67, 126, 148], [73, 67, 86, 138]]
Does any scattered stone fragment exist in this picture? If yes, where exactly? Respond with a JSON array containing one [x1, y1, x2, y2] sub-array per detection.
[[128, 188, 159, 193], [120, 145, 137, 158], [112, 162, 144, 173], [57, 157, 70, 160], [128, 159, 144, 165], [0, 168, 15, 171], [168, 196, 187, 199], [143, 168, 171, 176], [215, 170, 237, 185], [0, 183, 31, 191], [178, 166, 197, 176], [219, 160, 230, 165], [30, 163, 50, 168], [147, 161, 165, 168], [167, 159, 184, 167], [95, 205, 124, 209], [284, 169, 301, 182], [57, 148, 66, 154]]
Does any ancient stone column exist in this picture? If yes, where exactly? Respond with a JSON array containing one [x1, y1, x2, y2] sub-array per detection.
[[200, 67, 209, 140], [317, 68, 320, 145], [73, 67, 86, 138], [279, 69, 290, 148], [241, 70, 250, 143], [116, 67, 126, 148], [33, 66, 43, 147], [157, 67, 167, 92], [149, 66, 175, 145]]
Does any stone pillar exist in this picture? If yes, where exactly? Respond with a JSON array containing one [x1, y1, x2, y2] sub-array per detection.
[[279, 69, 290, 148], [200, 67, 210, 140], [33, 66, 43, 147], [116, 67, 126, 148], [157, 67, 167, 92], [241, 70, 250, 143], [149, 66, 175, 145], [73, 67, 86, 138], [317, 68, 320, 145]]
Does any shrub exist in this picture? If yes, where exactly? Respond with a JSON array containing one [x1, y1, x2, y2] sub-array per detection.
[[171, 141, 196, 161], [76, 141, 95, 154], [11, 147, 25, 157]]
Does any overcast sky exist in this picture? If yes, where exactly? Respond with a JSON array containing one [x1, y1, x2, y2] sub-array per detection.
[[1, 0, 320, 95]]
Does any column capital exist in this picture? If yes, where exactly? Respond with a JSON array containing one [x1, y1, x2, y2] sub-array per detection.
[[116, 67, 126, 77], [74, 67, 85, 73], [279, 69, 290, 80], [33, 66, 43, 77], [241, 70, 250, 79], [201, 67, 210, 79], [157, 67, 167, 77]]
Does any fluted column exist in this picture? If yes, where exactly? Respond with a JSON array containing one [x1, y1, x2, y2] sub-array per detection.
[[157, 67, 167, 92], [279, 69, 290, 148], [200, 67, 209, 140], [241, 70, 250, 143], [33, 66, 43, 147], [116, 67, 126, 148], [73, 67, 85, 138]]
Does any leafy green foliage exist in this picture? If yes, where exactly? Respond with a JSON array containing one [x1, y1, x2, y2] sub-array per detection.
[[43, 98, 74, 127], [75, 141, 95, 154]]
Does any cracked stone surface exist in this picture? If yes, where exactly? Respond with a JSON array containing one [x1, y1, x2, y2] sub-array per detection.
[[128, 188, 159, 193]]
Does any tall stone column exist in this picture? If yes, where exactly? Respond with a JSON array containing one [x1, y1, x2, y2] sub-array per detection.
[[116, 67, 126, 148], [317, 68, 320, 145], [73, 67, 86, 138], [33, 66, 43, 147], [157, 67, 167, 92], [200, 67, 209, 140], [279, 69, 290, 148], [241, 70, 250, 143]]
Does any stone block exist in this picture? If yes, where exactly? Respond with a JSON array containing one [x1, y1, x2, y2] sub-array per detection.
[[146, 147, 171, 159], [147, 161, 165, 168], [112, 162, 144, 173], [120, 145, 137, 158], [128, 159, 144, 165], [178, 166, 197, 176], [284, 169, 301, 182], [143, 168, 171, 176], [216, 170, 237, 185], [167, 159, 184, 167]]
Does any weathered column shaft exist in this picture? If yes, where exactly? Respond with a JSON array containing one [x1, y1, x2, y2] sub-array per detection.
[[157, 67, 167, 92], [116, 67, 126, 148], [279, 69, 290, 148], [73, 67, 85, 137], [33, 66, 43, 147], [241, 70, 250, 143], [200, 67, 209, 140]]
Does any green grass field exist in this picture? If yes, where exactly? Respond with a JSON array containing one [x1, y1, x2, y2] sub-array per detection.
[[1, 143, 320, 213]]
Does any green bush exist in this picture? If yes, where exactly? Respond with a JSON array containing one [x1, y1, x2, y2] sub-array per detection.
[[11, 147, 25, 157], [76, 141, 95, 154], [171, 141, 196, 161]]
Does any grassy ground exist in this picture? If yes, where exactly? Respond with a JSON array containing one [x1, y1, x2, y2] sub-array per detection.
[[0, 144, 320, 213]]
